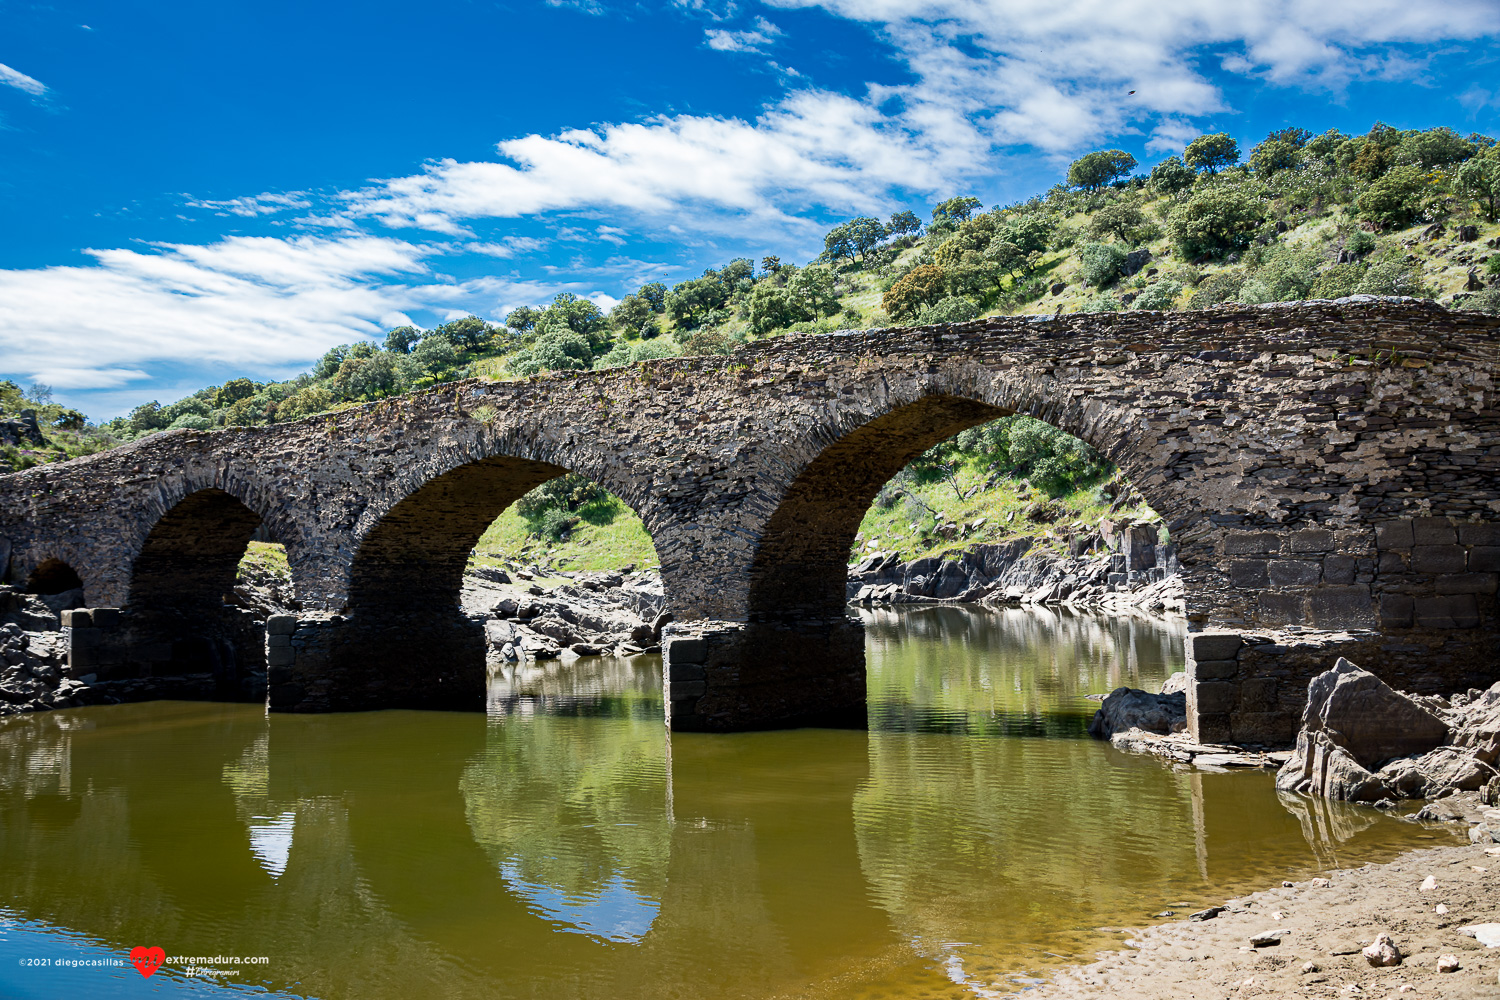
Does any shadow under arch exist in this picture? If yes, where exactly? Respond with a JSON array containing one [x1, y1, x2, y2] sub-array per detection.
[[746, 394, 1009, 621], [25, 557, 84, 596], [282, 453, 669, 714], [112, 486, 281, 702]]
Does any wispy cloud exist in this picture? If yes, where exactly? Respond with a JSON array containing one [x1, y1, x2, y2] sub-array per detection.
[[186, 191, 312, 217], [0, 62, 47, 97], [706, 16, 784, 52]]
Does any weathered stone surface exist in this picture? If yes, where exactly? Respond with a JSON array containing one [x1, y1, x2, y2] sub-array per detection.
[[1276, 728, 1391, 802], [1298, 658, 1450, 767], [2, 301, 1500, 728], [1412, 545, 1467, 574], [1087, 686, 1187, 739], [1188, 632, 1243, 661]]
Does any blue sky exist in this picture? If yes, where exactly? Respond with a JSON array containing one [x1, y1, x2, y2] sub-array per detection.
[[2, 0, 1498, 418]]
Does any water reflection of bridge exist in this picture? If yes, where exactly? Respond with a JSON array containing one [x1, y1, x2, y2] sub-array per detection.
[[0, 609, 1443, 998]]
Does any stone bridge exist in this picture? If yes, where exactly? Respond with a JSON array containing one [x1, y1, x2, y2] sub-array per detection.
[[2, 299, 1499, 740]]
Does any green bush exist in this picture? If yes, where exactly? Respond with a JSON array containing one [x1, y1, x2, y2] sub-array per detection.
[[1167, 188, 1265, 259], [511, 331, 592, 376], [1311, 263, 1363, 299], [1357, 165, 1426, 230], [1078, 242, 1127, 287], [516, 474, 608, 520], [882, 264, 947, 320], [1131, 280, 1182, 311], [917, 296, 980, 324], [1187, 271, 1245, 308], [1079, 291, 1120, 313], [1149, 156, 1195, 195]]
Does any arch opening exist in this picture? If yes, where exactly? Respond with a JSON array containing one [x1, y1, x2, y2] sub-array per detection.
[[747, 395, 1011, 621], [129, 488, 266, 612], [25, 558, 83, 597], [295, 455, 669, 714], [746, 392, 1165, 623]]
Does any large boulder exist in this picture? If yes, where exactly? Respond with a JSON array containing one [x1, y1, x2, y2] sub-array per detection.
[[1450, 681, 1500, 764], [1298, 658, 1449, 769], [1088, 686, 1186, 739], [1276, 729, 1392, 802]]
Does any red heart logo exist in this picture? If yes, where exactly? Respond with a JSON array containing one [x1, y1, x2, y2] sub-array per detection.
[[129, 946, 164, 978]]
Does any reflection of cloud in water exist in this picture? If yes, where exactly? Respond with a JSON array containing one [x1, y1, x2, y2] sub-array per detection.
[[248, 811, 296, 879], [499, 860, 658, 943]]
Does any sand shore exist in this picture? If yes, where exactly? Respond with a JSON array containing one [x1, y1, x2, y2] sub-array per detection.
[[1029, 800, 1500, 998]]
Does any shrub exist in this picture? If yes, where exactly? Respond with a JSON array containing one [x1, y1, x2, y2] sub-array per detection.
[[1462, 286, 1500, 315], [516, 473, 607, 519], [999, 215, 1053, 253], [1149, 156, 1195, 195], [167, 413, 213, 431], [1078, 242, 1127, 287], [1455, 155, 1500, 222], [1187, 271, 1245, 308], [916, 296, 980, 324], [1167, 188, 1265, 259], [1354, 257, 1430, 298], [1079, 291, 1120, 313], [1357, 165, 1426, 230], [1067, 149, 1137, 191], [1238, 245, 1323, 303], [1184, 133, 1240, 173], [539, 507, 574, 541], [1311, 263, 1363, 299], [882, 264, 947, 320], [1088, 202, 1149, 243], [511, 331, 592, 376], [1131, 280, 1182, 311]]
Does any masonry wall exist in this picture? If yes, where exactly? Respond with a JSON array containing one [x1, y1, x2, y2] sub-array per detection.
[[1, 300, 1498, 728]]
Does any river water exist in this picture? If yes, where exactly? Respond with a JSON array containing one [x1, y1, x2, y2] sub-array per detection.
[[0, 606, 1456, 999]]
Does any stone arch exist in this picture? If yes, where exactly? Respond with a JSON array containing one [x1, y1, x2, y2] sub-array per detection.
[[744, 375, 1163, 622], [343, 449, 667, 617], [128, 487, 268, 612], [25, 557, 84, 596]]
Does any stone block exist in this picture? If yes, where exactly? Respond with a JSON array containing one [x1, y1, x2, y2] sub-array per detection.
[[1239, 677, 1280, 712], [1414, 595, 1481, 629], [1379, 593, 1414, 628], [1231, 712, 1297, 745], [1323, 554, 1356, 585], [1411, 545, 1467, 574], [266, 633, 291, 648], [266, 645, 296, 667], [1458, 523, 1500, 546], [1468, 546, 1500, 572], [69, 646, 99, 669], [60, 609, 92, 628], [1187, 632, 1242, 661], [141, 643, 174, 662], [1289, 529, 1334, 553], [1412, 516, 1457, 545], [67, 626, 102, 649], [1436, 572, 1499, 595], [669, 680, 707, 699], [1375, 520, 1414, 550], [664, 636, 708, 664], [1229, 560, 1268, 588], [91, 608, 120, 627], [1258, 591, 1305, 624], [1194, 714, 1233, 744], [1268, 559, 1322, 587], [668, 661, 705, 682], [266, 614, 298, 636], [1193, 681, 1239, 715], [1192, 658, 1239, 680], [1224, 532, 1282, 555], [1378, 551, 1407, 574], [1309, 585, 1375, 628]]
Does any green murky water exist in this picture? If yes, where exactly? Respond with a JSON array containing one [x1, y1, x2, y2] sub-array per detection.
[[0, 607, 1455, 999]]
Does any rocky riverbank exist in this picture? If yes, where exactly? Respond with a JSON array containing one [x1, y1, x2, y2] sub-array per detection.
[[848, 519, 1184, 617], [1028, 838, 1500, 998]]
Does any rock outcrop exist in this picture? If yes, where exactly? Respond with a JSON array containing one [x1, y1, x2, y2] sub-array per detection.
[[1088, 686, 1187, 739], [848, 520, 1183, 617], [1277, 658, 1499, 803], [466, 569, 668, 662]]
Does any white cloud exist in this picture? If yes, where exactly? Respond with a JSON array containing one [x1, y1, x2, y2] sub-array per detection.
[[344, 87, 969, 239], [465, 236, 546, 258], [0, 234, 630, 404], [706, 16, 784, 51], [186, 191, 312, 217], [768, 0, 1500, 152], [0, 62, 47, 97]]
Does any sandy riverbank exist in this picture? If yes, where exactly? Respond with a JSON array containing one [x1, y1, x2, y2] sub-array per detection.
[[1027, 822, 1499, 998]]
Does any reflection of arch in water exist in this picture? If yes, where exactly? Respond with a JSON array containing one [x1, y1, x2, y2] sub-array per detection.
[[458, 713, 670, 943]]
